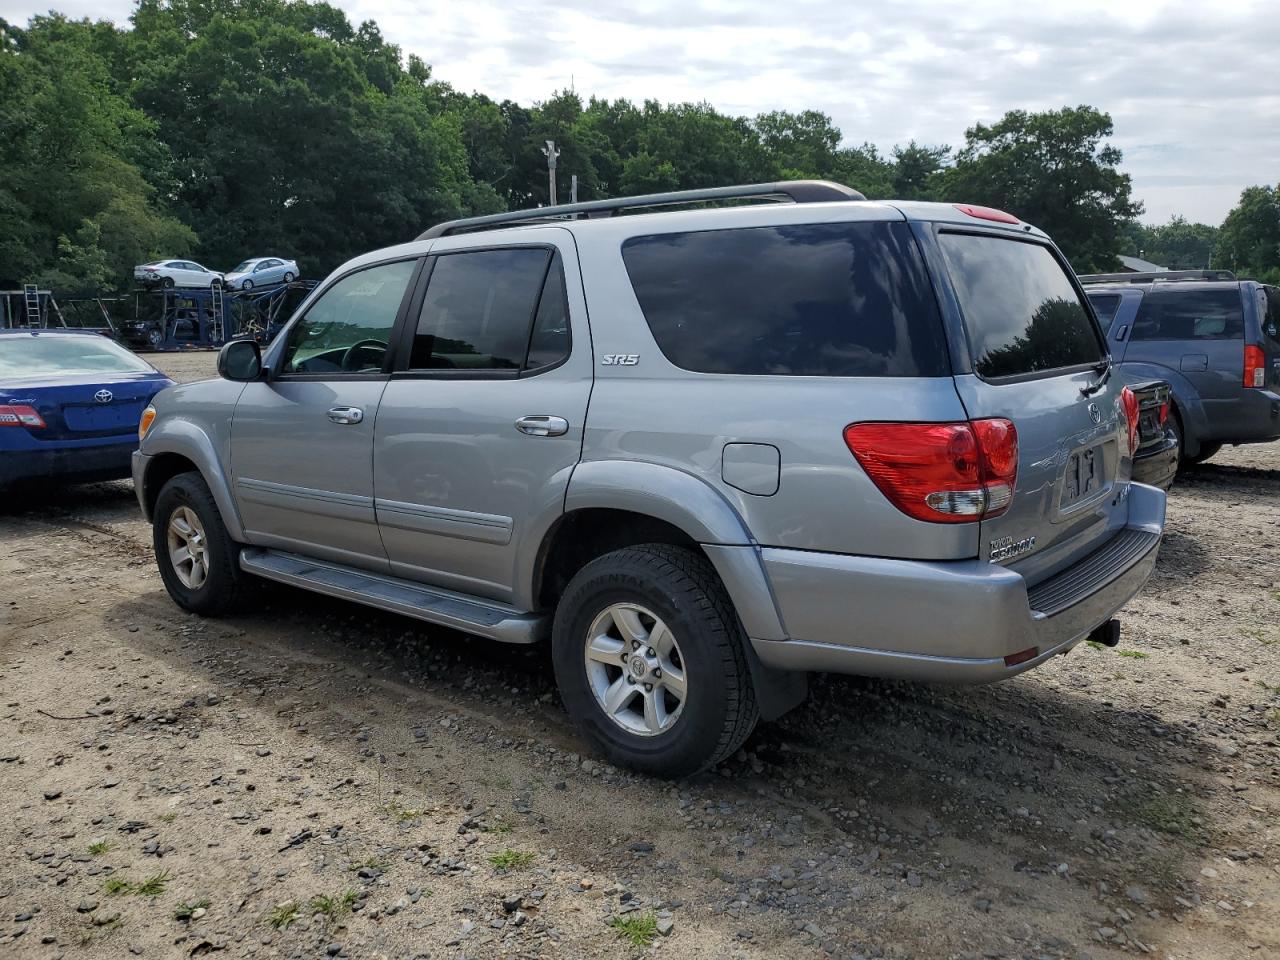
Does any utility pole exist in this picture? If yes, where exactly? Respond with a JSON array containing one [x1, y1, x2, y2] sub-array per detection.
[[541, 140, 560, 206], [570, 174, 578, 205]]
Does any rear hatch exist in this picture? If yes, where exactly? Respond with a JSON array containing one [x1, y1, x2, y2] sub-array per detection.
[[932, 228, 1130, 584], [1257, 285, 1280, 390]]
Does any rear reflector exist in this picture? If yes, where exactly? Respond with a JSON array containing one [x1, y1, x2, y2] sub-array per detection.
[[1245, 344, 1266, 388], [0, 404, 45, 428], [843, 418, 1018, 524], [1158, 401, 1170, 426], [1003, 646, 1039, 667], [1120, 387, 1139, 455], [953, 203, 1020, 225]]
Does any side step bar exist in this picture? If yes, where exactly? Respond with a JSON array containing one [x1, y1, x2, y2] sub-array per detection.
[[239, 547, 546, 644]]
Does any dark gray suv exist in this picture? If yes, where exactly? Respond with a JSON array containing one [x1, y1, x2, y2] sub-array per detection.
[[1082, 272, 1280, 463]]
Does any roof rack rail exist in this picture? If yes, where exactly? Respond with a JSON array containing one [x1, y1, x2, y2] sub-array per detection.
[[417, 180, 865, 240], [1078, 269, 1238, 284]]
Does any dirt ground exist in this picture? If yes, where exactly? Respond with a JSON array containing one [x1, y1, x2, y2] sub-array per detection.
[[2, 350, 1278, 960]]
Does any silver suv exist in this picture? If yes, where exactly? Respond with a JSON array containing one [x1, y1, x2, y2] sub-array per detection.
[[134, 181, 1167, 776]]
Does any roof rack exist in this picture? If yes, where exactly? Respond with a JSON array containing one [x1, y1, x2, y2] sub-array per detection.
[[417, 180, 865, 240], [1078, 269, 1237, 285]]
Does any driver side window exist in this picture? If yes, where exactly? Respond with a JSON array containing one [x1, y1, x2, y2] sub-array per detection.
[[281, 260, 416, 374]]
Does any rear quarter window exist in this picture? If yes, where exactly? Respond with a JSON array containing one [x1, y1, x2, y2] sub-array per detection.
[[938, 233, 1104, 380], [1086, 293, 1122, 329], [621, 221, 949, 377], [1131, 288, 1244, 341]]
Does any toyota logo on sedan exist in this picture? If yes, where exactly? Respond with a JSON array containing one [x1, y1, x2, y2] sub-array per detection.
[[94, 389, 113, 404]]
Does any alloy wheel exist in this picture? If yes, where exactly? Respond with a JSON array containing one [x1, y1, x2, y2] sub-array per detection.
[[166, 505, 209, 589], [583, 603, 687, 736]]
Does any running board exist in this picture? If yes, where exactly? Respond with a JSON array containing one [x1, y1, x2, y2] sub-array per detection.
[[239, 547, 546, 644]]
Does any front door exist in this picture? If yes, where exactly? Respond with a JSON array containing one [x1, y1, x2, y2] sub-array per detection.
[[373, 229, 592, 604], [230, 258, 420, 571]]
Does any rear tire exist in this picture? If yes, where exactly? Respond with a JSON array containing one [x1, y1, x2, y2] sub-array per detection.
[[282, 272, 294, 283], [152, 471, 248, 616], [551, 544, 758, 777], [162, 277, 174, 289]]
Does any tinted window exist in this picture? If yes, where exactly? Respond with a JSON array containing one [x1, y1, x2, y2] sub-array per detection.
[[525, 254, 571, 371], [621, 221, 948, 377], [1087, 294, 1122, 329], [1131, 288, 1243, 341], [1258, 286, 1279, 346], [410, 248, 551, 370], [938, 233, 1103, 379], [281, 259, 415, 374], [0, 335, 153, 377]]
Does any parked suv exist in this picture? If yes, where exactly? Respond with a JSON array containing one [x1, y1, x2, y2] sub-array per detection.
[[1080, 271, 1280, 463], [133, 182, 1166, 776]]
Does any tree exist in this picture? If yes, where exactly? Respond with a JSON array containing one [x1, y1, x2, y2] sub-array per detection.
[[1215, 185, 1280, 281], [891, 141, 949, 200], [940, 106, 1141, 272], [1122, 216, 1219, 270]]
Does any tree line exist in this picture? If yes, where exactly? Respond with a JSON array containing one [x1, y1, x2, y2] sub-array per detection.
[[1, 0, 1276, 294]]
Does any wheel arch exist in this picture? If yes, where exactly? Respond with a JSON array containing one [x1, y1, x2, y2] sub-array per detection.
[[141, 421, 245, 541]]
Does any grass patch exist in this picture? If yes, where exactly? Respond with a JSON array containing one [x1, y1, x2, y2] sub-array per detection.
[[349, 856, 389, 872], [103, 877, 132, 896], [157, 812, 178, 823], [134, 871, 171, 896], [486, 819, 514, 835], [1117, 649, 1149, 659], [1130, 794, 1197, 838], [609, 912, 658, 947], [173, 898, 209, 921], [1085, 640, 1104, 651], [267, 901, 300, 930], [88, 841, 112, 856], [309, 889, 358, 923], [381, 801, 424, 822], [1257, 680, 1280, 695], [488, 849, 535, 871]]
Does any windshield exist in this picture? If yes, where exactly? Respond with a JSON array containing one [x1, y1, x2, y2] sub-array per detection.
[[939, 233, 1105, 379], [232, 261, 255, 272], [0, 336, 154, 378]]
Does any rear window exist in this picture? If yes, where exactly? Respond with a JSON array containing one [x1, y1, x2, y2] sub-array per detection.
[[1132, 288, 1243, 341], [0, 335, 153, 377], [938, 233, 1104, 380], [1258, 286, 1279, 347], [621, 221, 948, 377], [1086, 293, 1122, 329]]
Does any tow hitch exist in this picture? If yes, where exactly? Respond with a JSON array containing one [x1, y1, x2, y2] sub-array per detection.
[[1087, 618, 1121, 648]]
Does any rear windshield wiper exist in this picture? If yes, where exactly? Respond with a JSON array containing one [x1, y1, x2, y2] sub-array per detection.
[[1080, 356, 1112, 398]]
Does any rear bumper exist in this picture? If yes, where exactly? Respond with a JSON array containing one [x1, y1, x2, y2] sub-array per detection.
[[1132, 433, 1179, 490], [0, 440, 137, 487], [750, 482, 1166, 684]]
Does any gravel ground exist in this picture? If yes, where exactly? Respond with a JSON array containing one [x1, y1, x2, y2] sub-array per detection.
[[1, 351, 1277, 959]]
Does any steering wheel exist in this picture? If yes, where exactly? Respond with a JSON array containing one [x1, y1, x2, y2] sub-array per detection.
[[340, 338, 388, 372]]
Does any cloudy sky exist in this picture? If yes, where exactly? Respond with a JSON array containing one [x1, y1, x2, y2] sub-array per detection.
[[5, 0, 1276, 224]]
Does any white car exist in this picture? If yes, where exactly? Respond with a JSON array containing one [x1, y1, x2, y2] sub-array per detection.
[[222, 257, 300, 291], [134, 260, 224, 289]]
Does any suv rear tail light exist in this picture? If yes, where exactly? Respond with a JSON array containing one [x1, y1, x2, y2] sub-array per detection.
[[1120, 386, 1139, 455], [0, 404, 45, 428], [953, 203, 1020, 225], [843, 418, 1018, 524], [1244, 344, 1266, 388]]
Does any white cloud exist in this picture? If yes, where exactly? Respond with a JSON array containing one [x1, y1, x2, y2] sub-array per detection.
[[4, 0, 1275, 224]]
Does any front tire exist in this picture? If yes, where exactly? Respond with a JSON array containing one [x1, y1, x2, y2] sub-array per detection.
[[551, 544, 758, 777], [152, 471, 248, 616], [241, 279, 253, 291]]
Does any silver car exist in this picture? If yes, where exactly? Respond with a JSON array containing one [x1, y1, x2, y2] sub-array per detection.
[[223, 257, 300, 291], [134, 260, 223, 289], [132, 182, 1166, 776]]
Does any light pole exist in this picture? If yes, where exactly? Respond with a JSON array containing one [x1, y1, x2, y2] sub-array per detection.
[[541, 140, 560, 206]]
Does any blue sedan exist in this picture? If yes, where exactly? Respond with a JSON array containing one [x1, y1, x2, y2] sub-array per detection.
[[0, 330, 175, 488]]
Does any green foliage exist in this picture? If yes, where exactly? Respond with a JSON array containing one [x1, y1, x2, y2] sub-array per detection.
[[173, 898, 209, 921], [488, 849, 535, 871], [87, 840, 112, 856], [609, 912, 659, 947], [267, 901, 299, 929], [941, 105, 1141, 272], [308, 889, 358, 922], [1123, 215, 1220, 270], [1215, 184, 1280, 281]]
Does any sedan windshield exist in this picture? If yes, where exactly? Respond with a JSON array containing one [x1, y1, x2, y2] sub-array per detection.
[[0, 336, 154, 378], [232, 261, 255, 272]]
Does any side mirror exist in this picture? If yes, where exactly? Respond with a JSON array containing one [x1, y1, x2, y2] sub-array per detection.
[[218, 339, 263, 381]]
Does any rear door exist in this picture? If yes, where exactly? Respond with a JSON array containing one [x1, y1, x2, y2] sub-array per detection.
[[1130, 286, 1246, 436], [931, 229, 1127, 582]]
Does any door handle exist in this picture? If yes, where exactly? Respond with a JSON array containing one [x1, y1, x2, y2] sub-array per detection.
[[327, 406, 364, 425], [515, 415, 569, 437]]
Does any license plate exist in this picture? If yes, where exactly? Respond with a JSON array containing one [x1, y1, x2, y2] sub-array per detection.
[[1062, 444, 1101, 505], [65, 402, 141, 431]]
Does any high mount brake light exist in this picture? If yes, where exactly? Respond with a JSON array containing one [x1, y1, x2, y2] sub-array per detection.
[[1244, 344, 1266, 388], [953, 204, 1020, 225], [1120, 387, 1139, 456], [843, 419, 1018, 524], [0, 404, 45, 428]]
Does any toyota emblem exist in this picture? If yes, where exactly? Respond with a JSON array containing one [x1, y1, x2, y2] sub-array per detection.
[[94, 389, 113, 404], [1087, 401, 1101, 424]]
